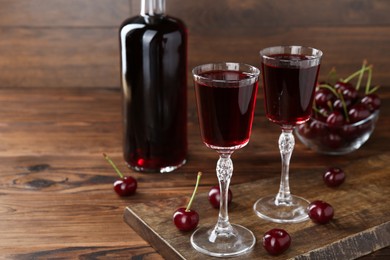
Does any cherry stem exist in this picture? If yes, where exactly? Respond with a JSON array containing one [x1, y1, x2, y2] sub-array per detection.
[[318, 83, 340, 97], [355, 60, 367, 91], [103, 153, 124, 179], [185, 172, 202, 212], [327, 67, 338, 85], [365, 65, 373, 95], [313, 106, 328, 117], [368, 85, 381, 94], [327, 100, 333, 112], [342, 64, 370, 83], [338, 93, 350, 123]]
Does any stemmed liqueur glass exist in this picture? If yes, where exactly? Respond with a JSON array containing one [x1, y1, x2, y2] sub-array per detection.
[[253, 46, 322, 223], [191, 62, 260, 257]]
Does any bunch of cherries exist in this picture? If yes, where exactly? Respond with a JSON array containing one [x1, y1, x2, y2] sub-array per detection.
[[298, 61, 381, 148]]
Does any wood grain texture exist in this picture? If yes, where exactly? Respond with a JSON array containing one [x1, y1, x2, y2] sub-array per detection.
[[124, 151, 390, 259], [0, 0, 130, 27], [0, 28, 119, 88], [0, 86, 389, 259], [0, 26, 388, 88], [0, 0, 389, 88]]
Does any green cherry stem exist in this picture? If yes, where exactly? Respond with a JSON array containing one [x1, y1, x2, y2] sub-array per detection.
[[338, 93, 350, 123], [368, 85, 381, 94], [327, 100, 334, 112], [186, 172, 202, 212], [342, 65, 370, 83], [312, 106, 328, 117], [365, 65, 373, 95], [327, 67, 338, 85], [355, 60, 367, 91], [103, 153, 124, 178], [318, 83, 340, 97]]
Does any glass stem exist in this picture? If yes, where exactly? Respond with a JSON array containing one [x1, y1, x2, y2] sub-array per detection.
[[276, 128, 295, 205], [209, 152, 234, 242]]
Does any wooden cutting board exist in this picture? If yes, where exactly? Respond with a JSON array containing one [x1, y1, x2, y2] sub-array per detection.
[[124, 153, 390, 259]]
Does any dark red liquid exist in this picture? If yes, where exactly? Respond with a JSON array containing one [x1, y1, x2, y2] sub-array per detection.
[[262, 54, 320, 126], [194, 70, 258, 148], [120, 15, 187, 171]]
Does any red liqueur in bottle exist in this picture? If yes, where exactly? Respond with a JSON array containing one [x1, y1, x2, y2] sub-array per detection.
[[119, 0, 187, 172]]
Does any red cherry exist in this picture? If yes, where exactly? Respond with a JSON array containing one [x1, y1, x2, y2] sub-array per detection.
[[322, 132, 343, 149], [309, 119, 325, 134], [361, 93, 381, 112], [308, 200, 334, 224], [103, 153, 137, 196], [262, 228, 291, 255], [314, 88, 335, 108], [348, 103, 371, 123], [323, 167, 345, 187], [173, 172, 202, 231], [335, 81, 358, 102], [313, 107, 329, 122], [326, 111, 345, 127], [297, 123, 314, 139], [333, 98, 352, 112], [173, 207, 199, 232], [114, 176, 137, 196], [208, 185, 233, 209], [341, 124, 360, 140]]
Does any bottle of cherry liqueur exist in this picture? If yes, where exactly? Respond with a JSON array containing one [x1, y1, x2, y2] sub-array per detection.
[[119, 0, 187, 173]]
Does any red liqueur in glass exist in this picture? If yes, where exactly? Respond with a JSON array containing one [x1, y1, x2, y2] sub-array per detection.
[[262, 54, 320, 126], [194, 70, 258, 148]]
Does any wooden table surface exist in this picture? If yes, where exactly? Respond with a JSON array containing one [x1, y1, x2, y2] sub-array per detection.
[[0, 0, 389, 259], [0, 86, 388, 259]]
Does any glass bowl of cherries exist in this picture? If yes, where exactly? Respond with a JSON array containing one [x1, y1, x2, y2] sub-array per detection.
[[295, 61, 380, 155]]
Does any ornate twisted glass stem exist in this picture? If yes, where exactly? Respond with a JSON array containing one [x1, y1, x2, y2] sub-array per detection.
[[253, 126, 309, 223], [208, 153, 234, 242], [191, 150, 255, 256], [276, 128, 294, 205]]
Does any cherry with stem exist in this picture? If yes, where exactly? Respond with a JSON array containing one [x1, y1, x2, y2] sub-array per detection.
[[173, 172, 202, 231], [103, 153, 137, 196]]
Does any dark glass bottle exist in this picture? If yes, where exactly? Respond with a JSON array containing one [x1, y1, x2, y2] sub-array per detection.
[[119, 0, 187, 173]]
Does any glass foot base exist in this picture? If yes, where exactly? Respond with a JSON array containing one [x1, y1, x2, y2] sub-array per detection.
[[190, 224, 255, 257], [253, 195, 309, 223]]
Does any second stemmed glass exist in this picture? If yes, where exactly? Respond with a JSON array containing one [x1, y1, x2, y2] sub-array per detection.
[[253, 46, 323, 223], [191, 62, 260, 257]]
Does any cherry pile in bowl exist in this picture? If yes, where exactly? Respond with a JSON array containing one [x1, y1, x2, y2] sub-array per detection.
[[296, 61, 380, 155]]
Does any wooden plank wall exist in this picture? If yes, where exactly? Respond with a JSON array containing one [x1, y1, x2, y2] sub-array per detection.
[[0, 0, 389, 88]]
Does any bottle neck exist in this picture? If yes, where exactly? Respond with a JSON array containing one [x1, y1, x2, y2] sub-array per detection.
[[141, 0, 166, 16]]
